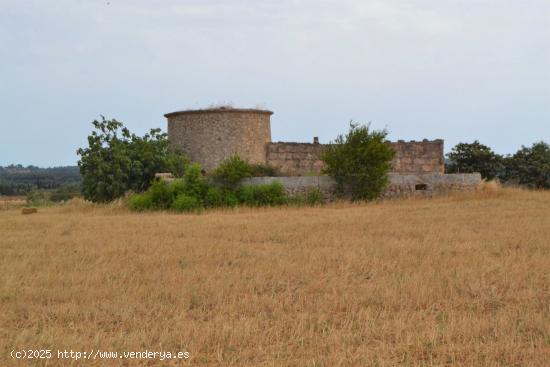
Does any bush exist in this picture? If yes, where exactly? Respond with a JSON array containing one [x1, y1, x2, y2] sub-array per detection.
[[238, 182, 286, 207], [204, 187, 224, 208], [172, 194, 202, 212], [170, 179, 187, 197], [306, 188, 324, 205], [322, 122, 395, 200], [210, 155, 252, 190], [204, 187, 240, 208], [148, 180, 174, 209], [249, 163, 279, 177], [183, 163, 208, 199], [128, 192, 154, 211]]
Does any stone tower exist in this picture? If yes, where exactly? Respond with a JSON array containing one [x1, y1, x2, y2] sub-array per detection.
[[165, 107, 273, 171]]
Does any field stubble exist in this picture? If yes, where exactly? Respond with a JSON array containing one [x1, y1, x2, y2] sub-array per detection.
[[1, 185, 550, 366]]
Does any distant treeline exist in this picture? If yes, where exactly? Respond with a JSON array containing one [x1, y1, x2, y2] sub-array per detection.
[[0, 165, 81, 196]]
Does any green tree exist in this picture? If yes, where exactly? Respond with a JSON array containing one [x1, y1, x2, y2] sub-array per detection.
[[322, 122, 395, 200], [504, 142, 550, 188], [77, 116, 188, 203], [446, 141, 504, 180]]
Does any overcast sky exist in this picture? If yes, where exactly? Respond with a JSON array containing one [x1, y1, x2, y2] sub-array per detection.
[[1, 0, 549, 166]]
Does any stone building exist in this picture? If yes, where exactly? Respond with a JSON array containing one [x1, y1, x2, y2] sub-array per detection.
[[164, 107, 445, 175]]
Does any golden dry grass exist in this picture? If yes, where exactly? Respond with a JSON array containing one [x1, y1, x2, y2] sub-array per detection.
[[0, 196, 26, 211], [1, 187, 550, 366]]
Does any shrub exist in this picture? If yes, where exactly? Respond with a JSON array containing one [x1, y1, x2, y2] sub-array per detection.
[[169, 179, 187, 197], [204, 187, 224, 208], [204, 187, 240, 208], [172, 194, 202, 212], [210, 155, 252, 190], [148, 180, 174, 209], [128, 192, 154, 211], [239, 182, 286, 207], [306, 188, 324, 205], [322, 122, 395, 201], [183, 163, 208, 199], [222, 191, 240, 208], [249, 163, 279, 177]]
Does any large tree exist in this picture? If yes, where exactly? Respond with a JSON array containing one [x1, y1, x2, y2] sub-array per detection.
[[446, 141, 504, 180], [77, 117, 187, 203], [322, 122, 395, 200]]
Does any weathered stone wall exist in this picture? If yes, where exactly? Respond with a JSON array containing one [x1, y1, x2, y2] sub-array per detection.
[[390, 139, 444, 174], [166, 108, 272, 171], [266, 139, 445, 176], [242, 173, 482, 201], [266, 142, 324, 176]]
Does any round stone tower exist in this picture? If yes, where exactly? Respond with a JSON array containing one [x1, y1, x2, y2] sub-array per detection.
[[164, 107, 273, 171]]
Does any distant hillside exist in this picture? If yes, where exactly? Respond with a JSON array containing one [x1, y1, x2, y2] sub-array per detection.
[[0, 165, 81, 196]]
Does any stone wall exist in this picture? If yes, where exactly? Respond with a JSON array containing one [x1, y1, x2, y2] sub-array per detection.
[[390, 139, 444, 174], [266, 139, 445, 176], [266, 142, 325, 176], [166, 108, 272, 171], [242, 173, 482, 201]]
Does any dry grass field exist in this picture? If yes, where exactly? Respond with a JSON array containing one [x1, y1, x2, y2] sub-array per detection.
[[0, 196, 26, 211], [1, 185, 550, 366]]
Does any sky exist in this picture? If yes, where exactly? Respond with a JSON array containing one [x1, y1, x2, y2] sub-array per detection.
[[1, 0, 549, 167]]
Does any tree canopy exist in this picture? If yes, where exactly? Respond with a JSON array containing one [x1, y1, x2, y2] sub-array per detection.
[[77, 117, 187, 203], [446, 140, 504, 180]]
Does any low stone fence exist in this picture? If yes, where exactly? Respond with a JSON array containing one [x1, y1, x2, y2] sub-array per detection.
[[242, 173, 482, 201]]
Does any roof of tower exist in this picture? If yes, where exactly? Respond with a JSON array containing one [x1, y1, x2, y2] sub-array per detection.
[[164, 107, 273, 118]]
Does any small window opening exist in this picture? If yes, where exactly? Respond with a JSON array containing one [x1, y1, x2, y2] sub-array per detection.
[[415, 184, 428, 191]]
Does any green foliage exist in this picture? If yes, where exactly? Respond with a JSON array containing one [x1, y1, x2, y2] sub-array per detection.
[[504, 142, 550, 188], [322, 122, 395, 200], [210, 155, 252, 190], [127, 192, 154, 211], [204, 187, 225, 208], [238, 182, 286, 207], [77, 116, 187, 203], [446, 141, 504, 180], [305, 188, 324, 205], [127, 163, 207, 211], [182, 163, 208, 198], [148, 180, 174, 209], [165, 153, 188, 178], [204, 187, 238, 208], [127, 161, 316, 213], [172, 194, 202, 212], [249, 163, 279, 177]]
